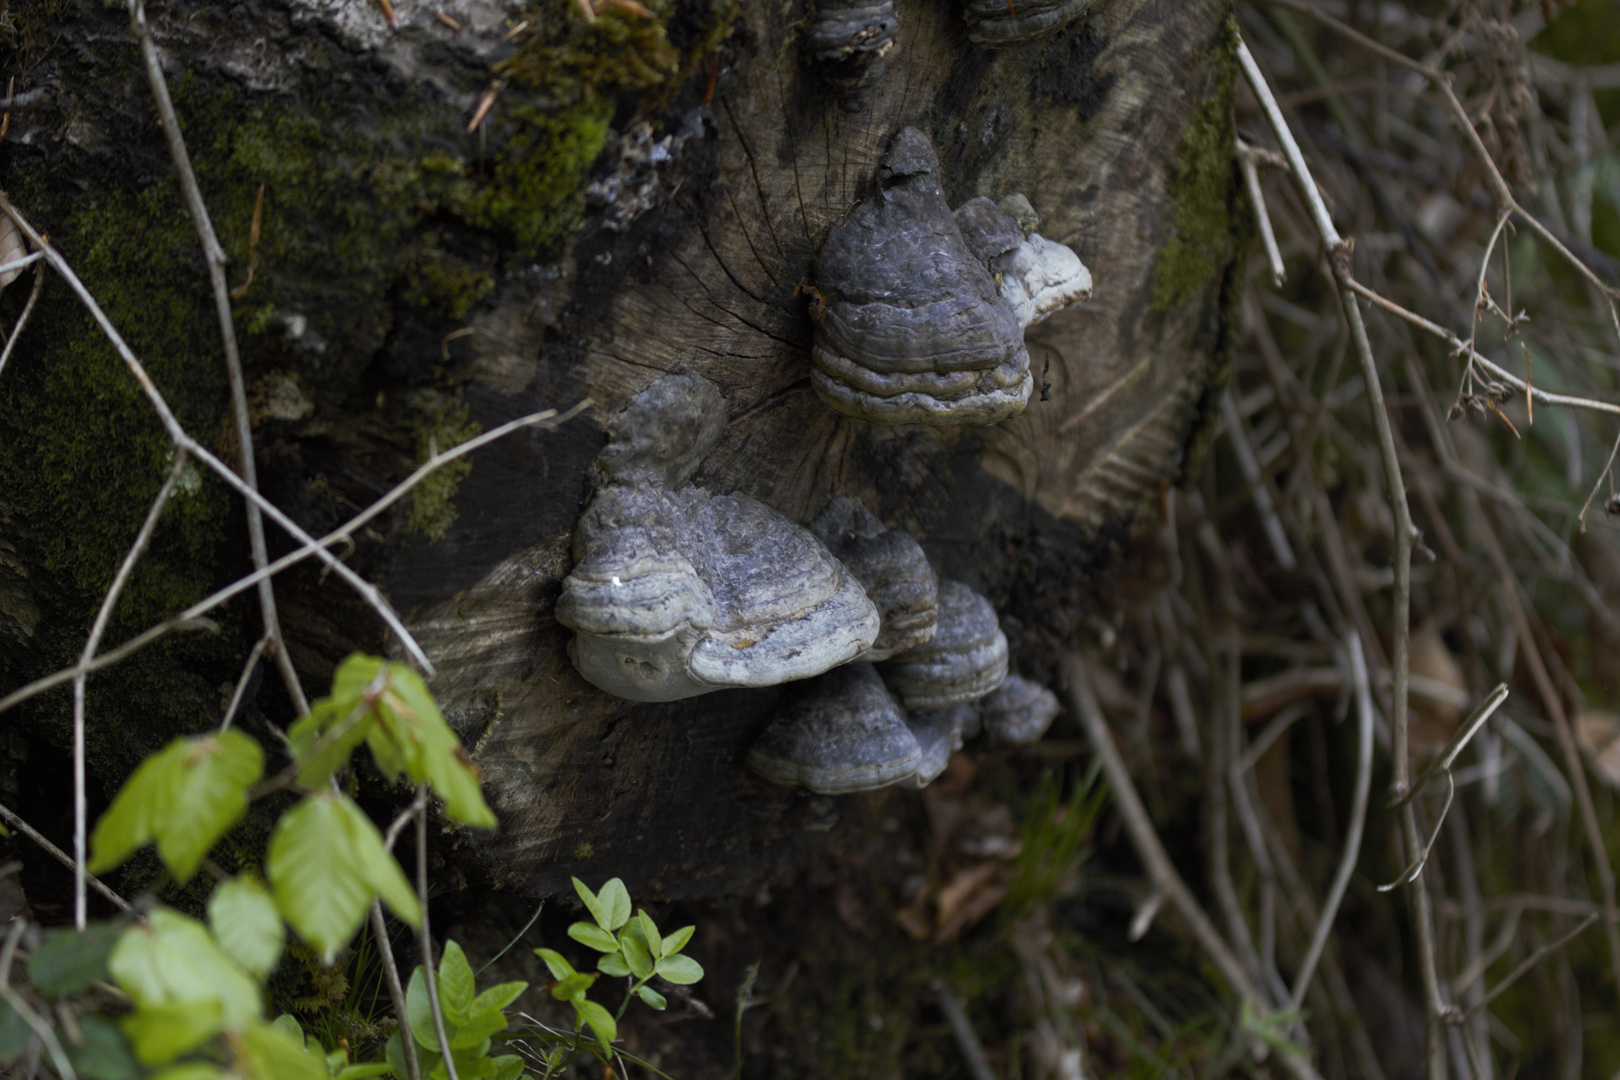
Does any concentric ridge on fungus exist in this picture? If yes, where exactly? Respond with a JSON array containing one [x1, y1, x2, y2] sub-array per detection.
[[960, 0, 1096, 45], [809, 127, 1032, 426], [882, 579, 1009, 710], [747, 664, 923, 794], [555, 373, 880, 702], [809, 496, 938, 661], [805, 0, 900, 113]]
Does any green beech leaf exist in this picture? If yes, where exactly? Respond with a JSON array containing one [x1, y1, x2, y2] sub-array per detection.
[[573, 999, 616, 1049], [532, 948, 575, 982], [0, 1000, 32, 1061], [209, 876, 284, 981], [150, 1064, 227, 1080], [597, 879, 631, 931], [491, 1055, 525, 1080], [66, 1014, 140, 1080], [120, 1002, 223, 1065], [88, 739, 188, 873], [237, 1019, 328, 1080], [369, 664, 496, 829], [109, 909, 261, 1028], [449, 1006, 508, 1050], [467, 980, 527, 1017], [405, 968, 439, 1052], [637, 911, 662, 959], [661, 925, 695, 956], [619, 931, 653, 981], [596, 952, 630, 978], [654, 954, 704, 985], [268, 793, 420, 965], [271, 1014, 305, 1046], [385, 1031, 411, 1079], [635, 984, 667, 1011], [156, 731, 263, 883], [571, 878, 606, 930], [337, 1064, 395, 1080], [437, 941, 475, 1026], [287, 698, 374, 790], [29, 921, 121, 997], [567, 922, 619, 953], [549, 972, 594, 1002]]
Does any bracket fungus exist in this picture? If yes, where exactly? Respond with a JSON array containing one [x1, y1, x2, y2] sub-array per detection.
[[746, 664, 924, 794], [979, 674, 1061, 746], [556, 373, 880, 702], [906, 707, 966, 788], [959, 0, 1096, 46], [809, 127, 1032, 426], [805, 0, 900, 113], [809, 496, 938, 661], [882, 580, 1009, 710], [955, 194, 1093, 330]]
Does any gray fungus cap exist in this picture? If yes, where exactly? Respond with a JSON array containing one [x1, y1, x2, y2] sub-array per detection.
[[809, 497, 939, 661], [747, 663, 923, 794], [905, 707, 966, 788], [805, 0, 900, 113], [810, 127, 1032, 426], [556, 374, 880, 701], [882, 579, 1008, 710], [980, 674, 1061, 746], [960, 0, 1096, 45], [957, 195, 1093, 331]]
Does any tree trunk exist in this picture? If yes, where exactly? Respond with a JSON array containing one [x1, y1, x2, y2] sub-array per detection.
[[0, 0, 1241, 900]]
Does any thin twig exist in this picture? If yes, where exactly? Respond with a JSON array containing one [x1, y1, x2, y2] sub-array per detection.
[[0, 801, 131, 912], [0, 401, 586, 717], [128, 0, 307, 716], [372, 901, 422, 1080], [0, 258, 46, 380], [1459, 914, 1599, 1022], [0, 920, 77, 1080], [220, 633, 273, 733], [416, 786, 460, 1080], [1288, 634, 1373, 1012], [71, 449, 188, 928], [1238, 138, 1287, 287], [931, 980, 998, 1080], [1236, 37, 1444, 1079]]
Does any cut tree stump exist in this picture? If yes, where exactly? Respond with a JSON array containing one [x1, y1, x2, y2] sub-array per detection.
[[0, 0, 1241, 899]]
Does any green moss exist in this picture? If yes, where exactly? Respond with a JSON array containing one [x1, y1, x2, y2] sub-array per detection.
[[499, 1, 680, 102], [405, 394, 483, 544], [1150, 19, 1240, 314]]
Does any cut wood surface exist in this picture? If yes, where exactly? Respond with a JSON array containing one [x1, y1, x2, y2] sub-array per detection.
[[387, 0, 1237, 895], [0, 0, 1239, 899]]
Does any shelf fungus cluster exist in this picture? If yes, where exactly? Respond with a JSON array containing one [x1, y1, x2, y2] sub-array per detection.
[[805, 0, 900, 113], [959, 0, 1096, 45], [555, 374, 880, 702], [808, 128, 1092, 426]]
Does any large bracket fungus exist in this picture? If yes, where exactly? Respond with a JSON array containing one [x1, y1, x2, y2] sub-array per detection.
[[805, 0, 900, 113], [881, 579, 1009, 710], [809, 127, 1033, 426], [809, 496, 939, 662], [555, 374, 880, 701], [956, 194, 1093, 331], [959, 0, 1096, 46], [746, 663, 924, 794]]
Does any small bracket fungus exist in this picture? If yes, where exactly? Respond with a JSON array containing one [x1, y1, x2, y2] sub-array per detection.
[[979, 674, 1061, 747], [805, 0, 900, 113], [556, 373, 880, 702], [809, 496, 938, 661], [881, 580, 1009, 710], [747, 664, 924, 794], [959, 0, 1096, 46], [955, 194, 1093, 330], [906, 707, 966, 788], [809, 127, 1032, 426]]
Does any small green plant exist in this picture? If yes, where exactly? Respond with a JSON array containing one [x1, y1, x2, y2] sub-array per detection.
[[385, 941, 527, 1080], [516, 876, 704, 1078]]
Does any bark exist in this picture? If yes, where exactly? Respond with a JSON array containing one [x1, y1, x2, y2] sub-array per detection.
[[0, 0, 1242, 899]]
